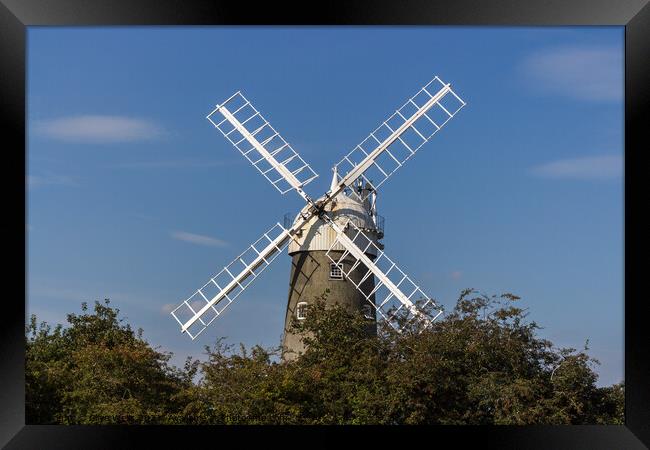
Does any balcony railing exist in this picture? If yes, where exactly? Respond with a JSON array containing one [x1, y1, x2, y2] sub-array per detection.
[[283, 211, 385, 238]]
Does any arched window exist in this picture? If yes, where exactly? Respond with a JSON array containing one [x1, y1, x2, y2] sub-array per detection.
[[329, 263, 344, 280], [296, 302, 309, 320]]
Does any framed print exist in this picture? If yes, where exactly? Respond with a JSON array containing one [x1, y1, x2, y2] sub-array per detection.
[[1, 0, 648, 447]]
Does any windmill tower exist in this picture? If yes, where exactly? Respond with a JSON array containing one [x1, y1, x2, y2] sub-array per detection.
[[170, 76, 466, 354], [282, 169, 383, 360]]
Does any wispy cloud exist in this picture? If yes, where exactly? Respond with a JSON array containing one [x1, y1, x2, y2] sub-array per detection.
[[111, 159, 228, 169], [34, 115, 165, 143], [171, 231, 228, 247], [161, 300, 203, 315], [520, 46, 623, 102], [27, 173, 77, 189], [450, 271, 463, 281], [531, 155, 622, 180], [161, 303, 176, 314]]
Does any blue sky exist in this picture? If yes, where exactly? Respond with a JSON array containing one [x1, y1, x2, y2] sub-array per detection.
[[27, 26, 623, 386]]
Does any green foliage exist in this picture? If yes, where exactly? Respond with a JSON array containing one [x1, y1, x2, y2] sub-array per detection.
[[26, 299, 191, 424], [26, 291, 624, 425]]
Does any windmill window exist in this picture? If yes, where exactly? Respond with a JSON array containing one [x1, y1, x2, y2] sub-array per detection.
[[329, 263, 344, 280], [362, 304, 374, 320], [296, 302, 309, 320]]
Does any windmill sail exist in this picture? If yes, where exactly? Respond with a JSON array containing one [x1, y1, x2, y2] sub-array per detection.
[[334, 76, 466, 200], [324, 218, 442, 332], [207, 91, 318, 197], [174, 75, 466, 342], [171, 223, 292, 339]]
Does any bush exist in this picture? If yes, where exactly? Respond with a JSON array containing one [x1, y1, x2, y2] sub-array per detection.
[[26, 290, 624, 425]]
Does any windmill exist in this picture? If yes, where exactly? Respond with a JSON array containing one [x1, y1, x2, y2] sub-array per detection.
[[170, 76, 466, 356]]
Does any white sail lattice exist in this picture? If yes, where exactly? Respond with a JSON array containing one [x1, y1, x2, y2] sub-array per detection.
[[325, 220, 442, 332], [207, 91, 319, 194], [171, 223, 292, 339], [334, 76, 465, 200], [172, 75, 466, 340]]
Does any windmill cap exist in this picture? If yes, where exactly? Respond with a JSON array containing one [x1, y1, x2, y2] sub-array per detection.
[[288, 190, 379, 255]]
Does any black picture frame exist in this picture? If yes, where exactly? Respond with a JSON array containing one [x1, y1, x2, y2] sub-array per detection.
[[2, 0, 648, 447]]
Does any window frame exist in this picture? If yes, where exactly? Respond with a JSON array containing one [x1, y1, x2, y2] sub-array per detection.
[[329, 262, 344, 280], [361, 304, 374, 320], [296, 301, 309, 320]]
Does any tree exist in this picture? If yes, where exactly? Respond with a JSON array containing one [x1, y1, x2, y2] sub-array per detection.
[[377, 289, 618, 424], [26, 300, 192, 424], [26, 291, 624, 425]]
